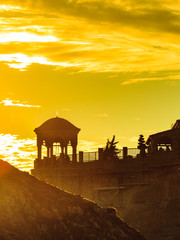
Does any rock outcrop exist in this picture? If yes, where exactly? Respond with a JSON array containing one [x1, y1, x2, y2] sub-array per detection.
[[0, 160, 145, 240]]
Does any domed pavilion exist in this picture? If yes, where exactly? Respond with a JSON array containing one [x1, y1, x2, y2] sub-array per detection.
[[34, 117, 81, 162]]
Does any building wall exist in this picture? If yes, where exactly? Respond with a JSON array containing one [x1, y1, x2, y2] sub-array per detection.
[[32, 156, 180, 240]]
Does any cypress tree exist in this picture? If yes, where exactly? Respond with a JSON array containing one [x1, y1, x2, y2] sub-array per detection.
[[137, 134, 147, 157]]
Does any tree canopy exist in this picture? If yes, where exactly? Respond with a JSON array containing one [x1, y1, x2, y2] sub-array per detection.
[[103, 135, 120, 160], [137, 135, 147, 157]]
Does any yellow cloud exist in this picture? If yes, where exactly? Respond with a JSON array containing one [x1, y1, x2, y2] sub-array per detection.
[[0, 134, 36, 172], [122, 74, 180, 85], [78, 140, 103, 152], [0, 0, 179, 76], [0, 32, 58, 43], [0, 53, 79, 70], [93, 113, 109, 117], [0, 4, 23, 12], [0, 99, 41, 108]]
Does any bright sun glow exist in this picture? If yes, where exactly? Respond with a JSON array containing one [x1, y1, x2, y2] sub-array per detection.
[[0, 32, 58, 43]]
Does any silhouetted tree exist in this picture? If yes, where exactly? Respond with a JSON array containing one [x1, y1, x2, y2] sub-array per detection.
[[137, 134, 147, 157], [103, 135, 120, 160]]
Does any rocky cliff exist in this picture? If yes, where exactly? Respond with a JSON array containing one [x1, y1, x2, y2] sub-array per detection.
[[0, 160, 145, 240]]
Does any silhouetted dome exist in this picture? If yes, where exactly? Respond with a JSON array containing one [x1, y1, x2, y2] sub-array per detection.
[[35, 117, 80, 133]]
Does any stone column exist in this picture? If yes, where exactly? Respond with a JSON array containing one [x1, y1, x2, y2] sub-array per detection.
[[65, 145, 68, 155], [37, 136, 42, 160], [50, 145, 53, 158], [37, 144, 42, 160], [47, 146, 50, 158], [79, 151, 83, 163], [61, 146, 64, 154], [123, 147, 128, 159], [72, 144, 77, 163], [98, 148, 104, 161]]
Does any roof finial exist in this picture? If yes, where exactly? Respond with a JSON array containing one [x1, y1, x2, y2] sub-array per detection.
[[56, 111, 59, 118]]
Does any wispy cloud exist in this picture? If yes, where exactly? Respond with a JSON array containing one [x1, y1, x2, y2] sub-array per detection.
[[61, 108, 71, 112], [78, 140, 103, 152], [121, 74, 180, 85], [0, 54, 78, 70], [0, 134, 36, 171], [9, 0, 180, 35], [133, 117, 141, 121], [0, 32, 58, 43], [0, 98, 41, 108], [130, 136, 138, 143], [93, 113, 109, 117], [0, 1, 179, 76], [0, 4, 23, 12]]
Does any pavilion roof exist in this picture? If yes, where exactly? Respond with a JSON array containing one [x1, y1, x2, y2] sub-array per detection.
[[34, 117, 80, 140]]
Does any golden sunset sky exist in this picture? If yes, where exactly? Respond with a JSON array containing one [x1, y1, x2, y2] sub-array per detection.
[[0, 0, 180, 171]]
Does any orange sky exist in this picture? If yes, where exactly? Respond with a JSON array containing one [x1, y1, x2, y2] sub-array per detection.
[[0, 0, 180, 171]]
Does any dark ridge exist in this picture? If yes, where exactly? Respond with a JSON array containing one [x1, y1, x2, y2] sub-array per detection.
[[0, 160, 145, 240]]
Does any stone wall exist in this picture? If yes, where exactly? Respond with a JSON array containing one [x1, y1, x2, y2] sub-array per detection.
[[32, 156, 180, 240]]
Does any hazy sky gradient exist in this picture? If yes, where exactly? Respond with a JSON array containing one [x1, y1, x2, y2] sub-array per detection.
[[0, 0, 180, 171]]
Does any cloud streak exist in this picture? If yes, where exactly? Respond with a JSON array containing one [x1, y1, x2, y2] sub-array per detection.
[[93, 113, 109, 118], [0, 32, 58, 43], [4, 0, 180, 34], [0, 53, 78, 70], [0, 99, 41, 108], [0, 134, 36, 171], [122, 73, 180, 85], [0, 1, 179, 79]]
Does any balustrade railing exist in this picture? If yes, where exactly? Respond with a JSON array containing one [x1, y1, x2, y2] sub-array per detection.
[[68, 148, 141, 162], [69, 151, 98, 162], [127, 148, 141, 158], [34, 147, 180, 171]]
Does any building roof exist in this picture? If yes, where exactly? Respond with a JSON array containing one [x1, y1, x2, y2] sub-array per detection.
[[34, 117, 80, 140], [35, 117, 80, 132], [172, 119, 180, 129], [146, 122, 180, 145]]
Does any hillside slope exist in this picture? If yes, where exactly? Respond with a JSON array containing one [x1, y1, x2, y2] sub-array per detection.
[[0, 160, 145, 240]]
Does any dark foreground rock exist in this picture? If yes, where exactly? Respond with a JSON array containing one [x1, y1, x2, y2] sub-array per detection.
[[0, 160, 145, 240]]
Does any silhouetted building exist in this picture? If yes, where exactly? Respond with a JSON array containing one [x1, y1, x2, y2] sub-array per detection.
[[34, 117, 80, 163], [32, 118, 180, 240], [146, 119, 180, 155]]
